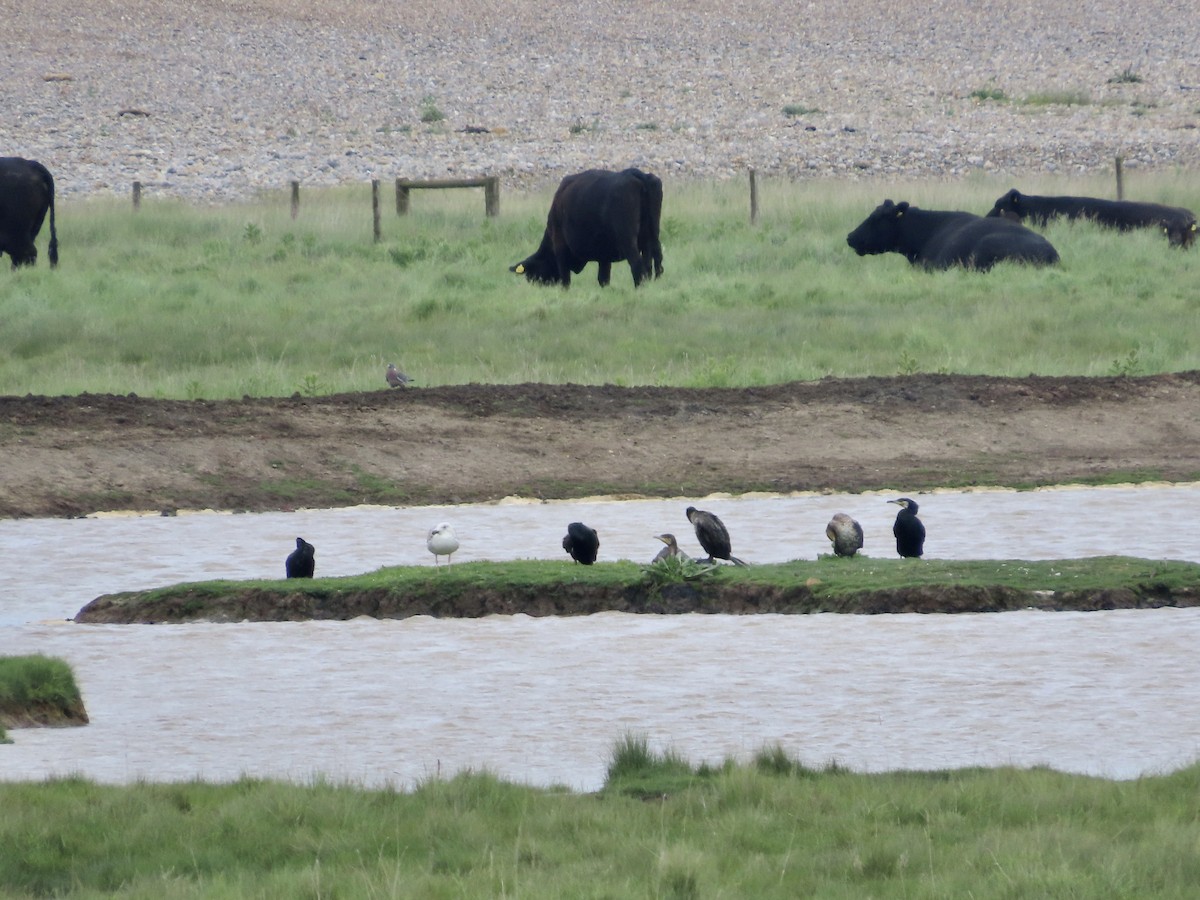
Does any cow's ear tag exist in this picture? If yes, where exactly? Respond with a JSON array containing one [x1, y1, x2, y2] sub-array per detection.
[[896, 210, 903, 217], [515, 264, 525, 274], [1192, 223, 1198, 232]]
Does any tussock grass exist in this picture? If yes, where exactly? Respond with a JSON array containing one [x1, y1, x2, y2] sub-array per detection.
[[3, 174, 1199, 398], [3, 743, 1200, 897], [0, 655, 86, 733]]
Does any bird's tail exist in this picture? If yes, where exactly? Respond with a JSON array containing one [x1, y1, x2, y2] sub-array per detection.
[[729, 556, 748, 567]]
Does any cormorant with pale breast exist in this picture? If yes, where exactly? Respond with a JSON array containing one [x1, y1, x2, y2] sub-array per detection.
[[285, 537, 316, 578], [685, 506, 747, 566], [651, 533, 692, 563], [562, 522, 600, 564], [825, 513, 864, 558], [889, 498, 925, 558]]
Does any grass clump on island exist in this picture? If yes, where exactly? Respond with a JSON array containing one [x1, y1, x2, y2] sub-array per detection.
[[75, 556, 1200, 623], [2, 173, 1199, 399], [0, 655, 88, 739], [3, 735, 1200, 897]]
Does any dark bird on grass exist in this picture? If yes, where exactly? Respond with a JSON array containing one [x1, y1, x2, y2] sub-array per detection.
[[285, 537, 316, 578], [685, 506, 747, 566], [826, 513, 864, 558], [386, 363, 413, 388], [889, 498, 926, 558], [562, 522, 600, 565], [651, 533, 692, 563], [427, 522, 459, 566]]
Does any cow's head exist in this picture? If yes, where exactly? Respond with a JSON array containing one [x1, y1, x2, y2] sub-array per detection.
[[846, 200, 909, 255], [986, 189, 1024, 219], [510, 248, 564, 285], [1163, 218, 1197, 249]]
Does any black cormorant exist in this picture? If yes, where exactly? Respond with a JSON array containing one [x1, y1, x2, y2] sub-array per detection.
[[685, 506, 747, 566], [427, 523, 459, 566], [889, 498, 925, 558], [285, 537, 316, 578], [826, 513, 864, 558], [562, 522, 600, 565]]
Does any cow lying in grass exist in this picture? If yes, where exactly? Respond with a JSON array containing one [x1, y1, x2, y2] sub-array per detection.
[[987, 188, 1196, 248], [846, 199, 1060, 271]]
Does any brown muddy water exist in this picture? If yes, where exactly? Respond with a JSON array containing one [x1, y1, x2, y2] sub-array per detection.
[[3, 485, 1200, 791]]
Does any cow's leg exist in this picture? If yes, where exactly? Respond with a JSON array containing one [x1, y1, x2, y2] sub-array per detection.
[[10, 242, 37, 268], [625, 250, 647, 286], [596, 261, 612, 286]]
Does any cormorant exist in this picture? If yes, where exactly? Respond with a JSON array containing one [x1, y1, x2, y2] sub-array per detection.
[[889, 498, 925, 558], [562, 522, 600, 565], [386, 363, 413, 388], [651, 533, 692, 563], [427, 523, 459, 566], [826, 513, 864, 558], [685, 506, 747, 566], [285, 537, 315, 578]]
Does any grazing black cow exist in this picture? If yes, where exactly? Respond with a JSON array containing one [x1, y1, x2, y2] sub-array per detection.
[[0, 157, 58, 268], [846, 199, 1060, 271], [511, 168, 663, 287], [987, 188, 1197, 248]]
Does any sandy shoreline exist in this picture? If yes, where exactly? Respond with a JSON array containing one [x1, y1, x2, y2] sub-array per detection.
[[6, 0, 1200, 201]]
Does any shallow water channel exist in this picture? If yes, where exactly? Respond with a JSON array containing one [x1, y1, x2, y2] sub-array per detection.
[[3, 484, 1200, 791]]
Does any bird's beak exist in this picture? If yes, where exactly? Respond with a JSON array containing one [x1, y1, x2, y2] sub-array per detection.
[[887, 499, 902, 506]]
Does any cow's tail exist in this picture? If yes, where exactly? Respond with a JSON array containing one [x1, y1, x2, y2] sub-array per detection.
[[627, 169, 664, 278], [40, 163, 59, 268]]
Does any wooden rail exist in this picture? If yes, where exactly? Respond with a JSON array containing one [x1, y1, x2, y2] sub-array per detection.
[[395, 176, 500, 217]]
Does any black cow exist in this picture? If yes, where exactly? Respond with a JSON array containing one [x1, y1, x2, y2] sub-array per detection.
[[987, 188, 1197, 249], [846, 199, 1060, 271], [511, 168, 663, 287], [0, 157, 58, 268]]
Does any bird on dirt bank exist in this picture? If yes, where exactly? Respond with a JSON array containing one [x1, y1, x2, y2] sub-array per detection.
[[651, 533, 692, 563], [826, 513, 864, 558], [427, 522, 459, 566], [562, 522, 600, 565], [685, 506, 747, 566], [285, 537, 316, 578], [385, 363, 413, 388], [889, 498, 926, 558]]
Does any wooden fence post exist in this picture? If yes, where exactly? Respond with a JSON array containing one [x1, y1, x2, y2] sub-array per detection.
[[372, 179, 382, 242], [748, 169, 759, 225], [484, 176, 500, 217], [395, 178, 411, 215], [132, 181, 142, 211], [1114, 155, 1124, 200], [290, 180, 300, 219]]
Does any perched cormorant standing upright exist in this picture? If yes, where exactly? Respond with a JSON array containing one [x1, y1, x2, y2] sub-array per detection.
[[685, 506, 747, 566], [286, 537, 316, 578], [562, 522, 600, 565], [826, 513, 864, 558], [888, 498, 926, 558], [427, 523, 459, 566]]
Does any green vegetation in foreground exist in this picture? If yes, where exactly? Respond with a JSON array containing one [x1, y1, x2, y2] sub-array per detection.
[[0, 655, 87, 736], [4, 737, 1200, 897], [3, 173, 1199, 398], [80, 556, 1200, 622]]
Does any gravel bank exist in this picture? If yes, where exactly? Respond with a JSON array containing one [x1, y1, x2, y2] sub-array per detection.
[[7, 0, 1200, 201]]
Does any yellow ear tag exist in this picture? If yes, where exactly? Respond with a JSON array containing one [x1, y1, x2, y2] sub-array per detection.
[[1192, 223, 1197, 231], [515, 264, 525, 273], [896, 210, 903, 217]]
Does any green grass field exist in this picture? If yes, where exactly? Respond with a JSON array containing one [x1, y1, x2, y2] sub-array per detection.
[[3, 739, 1200, 898], [3, 172, 1198, 398]]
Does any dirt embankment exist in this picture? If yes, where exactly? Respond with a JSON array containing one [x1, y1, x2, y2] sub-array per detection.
[[74, 579, 1200, 624], [5, 372, 1200, 520]]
